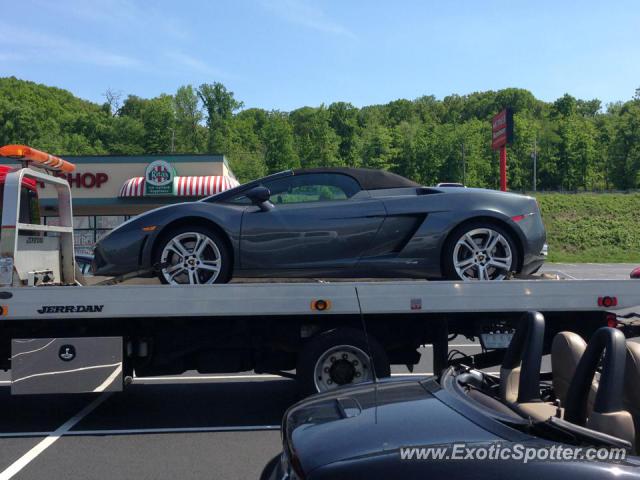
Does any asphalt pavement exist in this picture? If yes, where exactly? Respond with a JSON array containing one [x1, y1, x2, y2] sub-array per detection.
[[0, 263, 637, 480]]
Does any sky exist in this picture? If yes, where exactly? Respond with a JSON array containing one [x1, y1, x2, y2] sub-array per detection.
[[1, 0, 639, 110]]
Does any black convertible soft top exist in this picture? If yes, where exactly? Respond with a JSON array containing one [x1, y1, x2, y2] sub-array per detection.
[[292, 167, 420, 190]]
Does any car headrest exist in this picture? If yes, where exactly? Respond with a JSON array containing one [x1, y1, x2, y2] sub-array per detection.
[[565, 327, 627, 426], [551, 332, 587, 404]]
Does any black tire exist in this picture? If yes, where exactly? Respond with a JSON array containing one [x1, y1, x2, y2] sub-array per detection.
[[442, 220, 520, 281], [297, 327, 390, 397], [154, 225, 232, 285]]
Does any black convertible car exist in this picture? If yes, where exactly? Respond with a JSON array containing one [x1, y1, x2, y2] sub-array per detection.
[[93, 168, 546, 284], [262, 314, 640, 479]]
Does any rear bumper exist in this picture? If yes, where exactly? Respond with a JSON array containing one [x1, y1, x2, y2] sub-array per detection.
[[521, 255, 545, 275]]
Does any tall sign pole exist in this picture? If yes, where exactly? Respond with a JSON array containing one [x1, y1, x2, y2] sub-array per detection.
[[532, 135, 537, 192], [499, 145, 507, 191], [491, 108, 514, 191]]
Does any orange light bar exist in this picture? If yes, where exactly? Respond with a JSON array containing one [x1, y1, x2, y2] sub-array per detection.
[[0, 145, 75, 173]]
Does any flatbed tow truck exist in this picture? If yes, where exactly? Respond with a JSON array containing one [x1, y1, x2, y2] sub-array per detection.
[[0, 145, 639, 397]]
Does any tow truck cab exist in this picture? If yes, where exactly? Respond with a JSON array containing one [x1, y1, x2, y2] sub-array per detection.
[[0, 146, 76, 287], [0, 165, 41, 225]]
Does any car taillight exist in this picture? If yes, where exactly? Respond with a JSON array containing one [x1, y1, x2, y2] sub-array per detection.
[[631, 267, 640, 279], [511, 214, 526, 222]]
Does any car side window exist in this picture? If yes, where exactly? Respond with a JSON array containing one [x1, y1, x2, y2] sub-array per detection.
[[263, 173, 360, 205]]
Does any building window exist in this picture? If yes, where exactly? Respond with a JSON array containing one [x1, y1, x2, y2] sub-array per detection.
[[44, 215, 132, 256]]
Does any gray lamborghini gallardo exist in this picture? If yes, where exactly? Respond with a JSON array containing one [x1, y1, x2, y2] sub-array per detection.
[[92, 168, 546, 284]]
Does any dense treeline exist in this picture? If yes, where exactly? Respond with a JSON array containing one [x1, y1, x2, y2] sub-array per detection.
[[1, 76, 639, 190]]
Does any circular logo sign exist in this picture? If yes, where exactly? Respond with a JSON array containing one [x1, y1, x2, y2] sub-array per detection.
[[59, 344, 76, 362], [145, 160, 174, 187], [145, 160, 175, 196]]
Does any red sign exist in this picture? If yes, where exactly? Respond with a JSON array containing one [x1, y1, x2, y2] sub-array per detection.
[[491, 109, 514, 150], [39, 172, 109, 189]]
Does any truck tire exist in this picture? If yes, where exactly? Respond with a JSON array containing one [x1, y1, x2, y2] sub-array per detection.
[[297, 328, 390, 397]]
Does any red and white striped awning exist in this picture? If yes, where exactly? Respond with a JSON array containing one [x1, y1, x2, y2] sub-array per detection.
[[119, 176, 239, 198], [175, 176, 239, 196], [119, 177, 145, 197]]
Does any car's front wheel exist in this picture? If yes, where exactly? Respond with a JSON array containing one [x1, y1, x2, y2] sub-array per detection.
[[155, 226, 231, 285], [443, 221, 519, 281]]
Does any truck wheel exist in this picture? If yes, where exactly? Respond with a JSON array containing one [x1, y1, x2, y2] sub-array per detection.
[[155, 226, 231, 285], [297, 328, 390, 397], [442, 221, 519, 281]]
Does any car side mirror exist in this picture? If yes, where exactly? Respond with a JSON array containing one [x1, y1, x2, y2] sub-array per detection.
[[246, 186, 273, 211]]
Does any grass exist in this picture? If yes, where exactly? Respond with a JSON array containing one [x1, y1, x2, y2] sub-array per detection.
[[534, 192, 640, 263]]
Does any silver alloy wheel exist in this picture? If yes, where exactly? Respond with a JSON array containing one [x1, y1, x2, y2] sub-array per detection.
[[313, 345, 372, 392], [160, 232, 222, 285], [452, 228, 513, 281]]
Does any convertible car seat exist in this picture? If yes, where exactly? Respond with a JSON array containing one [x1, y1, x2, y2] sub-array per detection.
[[565, 327, 635, 449], [551, 332, 587, 404], [551, 331, 599, 413], [624, 341, 640, 453], [501, 311, 565, 420]]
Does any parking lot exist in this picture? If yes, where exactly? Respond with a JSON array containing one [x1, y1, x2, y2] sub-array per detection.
[[0, 263, 636, 480]]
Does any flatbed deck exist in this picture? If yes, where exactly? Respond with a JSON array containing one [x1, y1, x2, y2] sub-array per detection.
[[3, 278, 639, 320]]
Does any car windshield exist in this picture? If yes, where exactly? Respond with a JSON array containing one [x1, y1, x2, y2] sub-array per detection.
[[200, 170, 292, 203]]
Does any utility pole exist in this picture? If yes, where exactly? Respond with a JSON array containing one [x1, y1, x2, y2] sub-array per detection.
[[532, 136, 537, 192], [461, 142, 466, 185], [170, 128, 176, 153]]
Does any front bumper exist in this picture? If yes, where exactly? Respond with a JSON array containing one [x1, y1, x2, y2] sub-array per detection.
[[92, 232, 152, 277]]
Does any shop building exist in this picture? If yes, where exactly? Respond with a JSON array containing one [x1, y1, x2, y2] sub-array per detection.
[[1, 154, 238, 255]]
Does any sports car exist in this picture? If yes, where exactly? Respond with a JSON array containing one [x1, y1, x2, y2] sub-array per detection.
[[261, 316, 640, 479], [92, 167, 546, 284]]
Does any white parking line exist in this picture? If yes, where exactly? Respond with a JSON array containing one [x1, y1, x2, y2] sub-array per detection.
[[0, 392, 112, 480]]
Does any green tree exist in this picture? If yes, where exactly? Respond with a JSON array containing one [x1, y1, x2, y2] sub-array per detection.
[[328, 102, 360, 167], [289, 106, 340, 168], [174, 85, 204, 153], [120, 94, 175, 153], [262, 111, 298, 172], [198, 82, 243, 154], [361, 124, 395, 170]]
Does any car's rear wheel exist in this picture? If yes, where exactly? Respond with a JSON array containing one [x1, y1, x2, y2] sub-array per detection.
[[155, 226, 231, 285], [297, 328, 390, 397], [443, 221, 519, 281]]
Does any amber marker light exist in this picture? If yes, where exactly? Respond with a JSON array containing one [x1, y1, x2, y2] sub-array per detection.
[[311, 299, 332, 311], [0, 145, 76, 173]]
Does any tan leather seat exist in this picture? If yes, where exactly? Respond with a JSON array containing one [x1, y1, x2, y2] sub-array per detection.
[[499, 365, 520, 403], [624, 341, 640, 453], [517, 332, 586, 422], [551, 331, 599, 413], [563, 327, 635, 449], [552, 332, 587, 404], [515, 401, 560, 421]]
